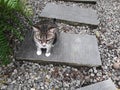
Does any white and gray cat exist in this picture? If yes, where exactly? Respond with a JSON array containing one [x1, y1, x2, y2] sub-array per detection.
[[32, 19, 59, 57]]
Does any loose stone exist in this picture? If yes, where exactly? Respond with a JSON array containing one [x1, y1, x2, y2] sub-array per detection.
[[113, 62, 120, 69]]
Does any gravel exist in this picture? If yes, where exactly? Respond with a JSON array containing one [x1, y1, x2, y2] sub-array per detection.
[[0, 0, 120, 89]]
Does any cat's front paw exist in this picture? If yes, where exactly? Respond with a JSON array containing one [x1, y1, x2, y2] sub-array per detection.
[[45, 53, 51, 57], [37, 51, 42, 55]]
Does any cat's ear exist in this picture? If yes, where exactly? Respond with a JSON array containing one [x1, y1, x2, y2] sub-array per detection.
[[49, 28, 56, 33], [32, 26, 39, 32]]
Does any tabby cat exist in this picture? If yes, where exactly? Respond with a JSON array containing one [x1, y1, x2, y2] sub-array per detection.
[[32, 19, 59, 57]]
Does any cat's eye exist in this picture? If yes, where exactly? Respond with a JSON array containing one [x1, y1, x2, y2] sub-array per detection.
[[46, 40, 51, 42], [35, 35, 40, 39], [47, 37, 53, 41], [46, 40, 50, 42]]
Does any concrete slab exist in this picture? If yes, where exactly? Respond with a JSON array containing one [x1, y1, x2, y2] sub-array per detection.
[[15, 32, 101, 66], [77, 79, 117, 90], [40, 3, 99, 25]]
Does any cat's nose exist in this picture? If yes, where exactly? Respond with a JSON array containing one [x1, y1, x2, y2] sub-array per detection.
[[42, 43, 46, 46]]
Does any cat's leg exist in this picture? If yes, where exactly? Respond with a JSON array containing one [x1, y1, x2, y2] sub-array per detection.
[[36, 47, 42, 55], [45, 46, 51, 57]]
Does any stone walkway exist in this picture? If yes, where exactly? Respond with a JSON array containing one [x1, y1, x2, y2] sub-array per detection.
[[10, 0, 118, 90], [16, 0, 100, 67]]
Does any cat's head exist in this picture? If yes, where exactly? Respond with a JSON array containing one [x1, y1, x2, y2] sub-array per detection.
[[32, 26, 56, 47]]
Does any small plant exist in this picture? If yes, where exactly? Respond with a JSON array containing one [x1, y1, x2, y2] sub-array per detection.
[[0, 0, 33, 65]]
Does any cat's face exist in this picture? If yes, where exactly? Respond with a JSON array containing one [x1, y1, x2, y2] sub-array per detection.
[[33, 26, 55, 47]]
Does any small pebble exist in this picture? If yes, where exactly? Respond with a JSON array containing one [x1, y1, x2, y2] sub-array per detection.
[[96, 72, 102, 77], [113, 62, 120, 69], [90, 73, 95, 77], [31, 88, 36, 90], [118, 82, 120, 86], [41, 86, 44, 90], [93, 67, 97, 74], [95, 31, 100, 39], [89, 69, 93, 73]]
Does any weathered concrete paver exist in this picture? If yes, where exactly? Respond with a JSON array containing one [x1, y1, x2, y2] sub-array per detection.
[[16, 32, 101, 66], [40, 3, 99, 25], [77, 79, 117, 90]]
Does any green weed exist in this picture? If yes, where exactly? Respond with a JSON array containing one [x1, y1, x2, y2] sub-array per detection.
[[0, 0, 33, 65]]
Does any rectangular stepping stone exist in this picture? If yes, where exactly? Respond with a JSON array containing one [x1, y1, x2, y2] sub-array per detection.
[[15, 32, 101, 66], [77, 79, 117, 90], [40, 3, 99, 25]]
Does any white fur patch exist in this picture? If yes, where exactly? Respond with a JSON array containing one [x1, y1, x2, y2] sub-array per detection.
[[37, 51, 42, 55], [45, 53, 51, 57]]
